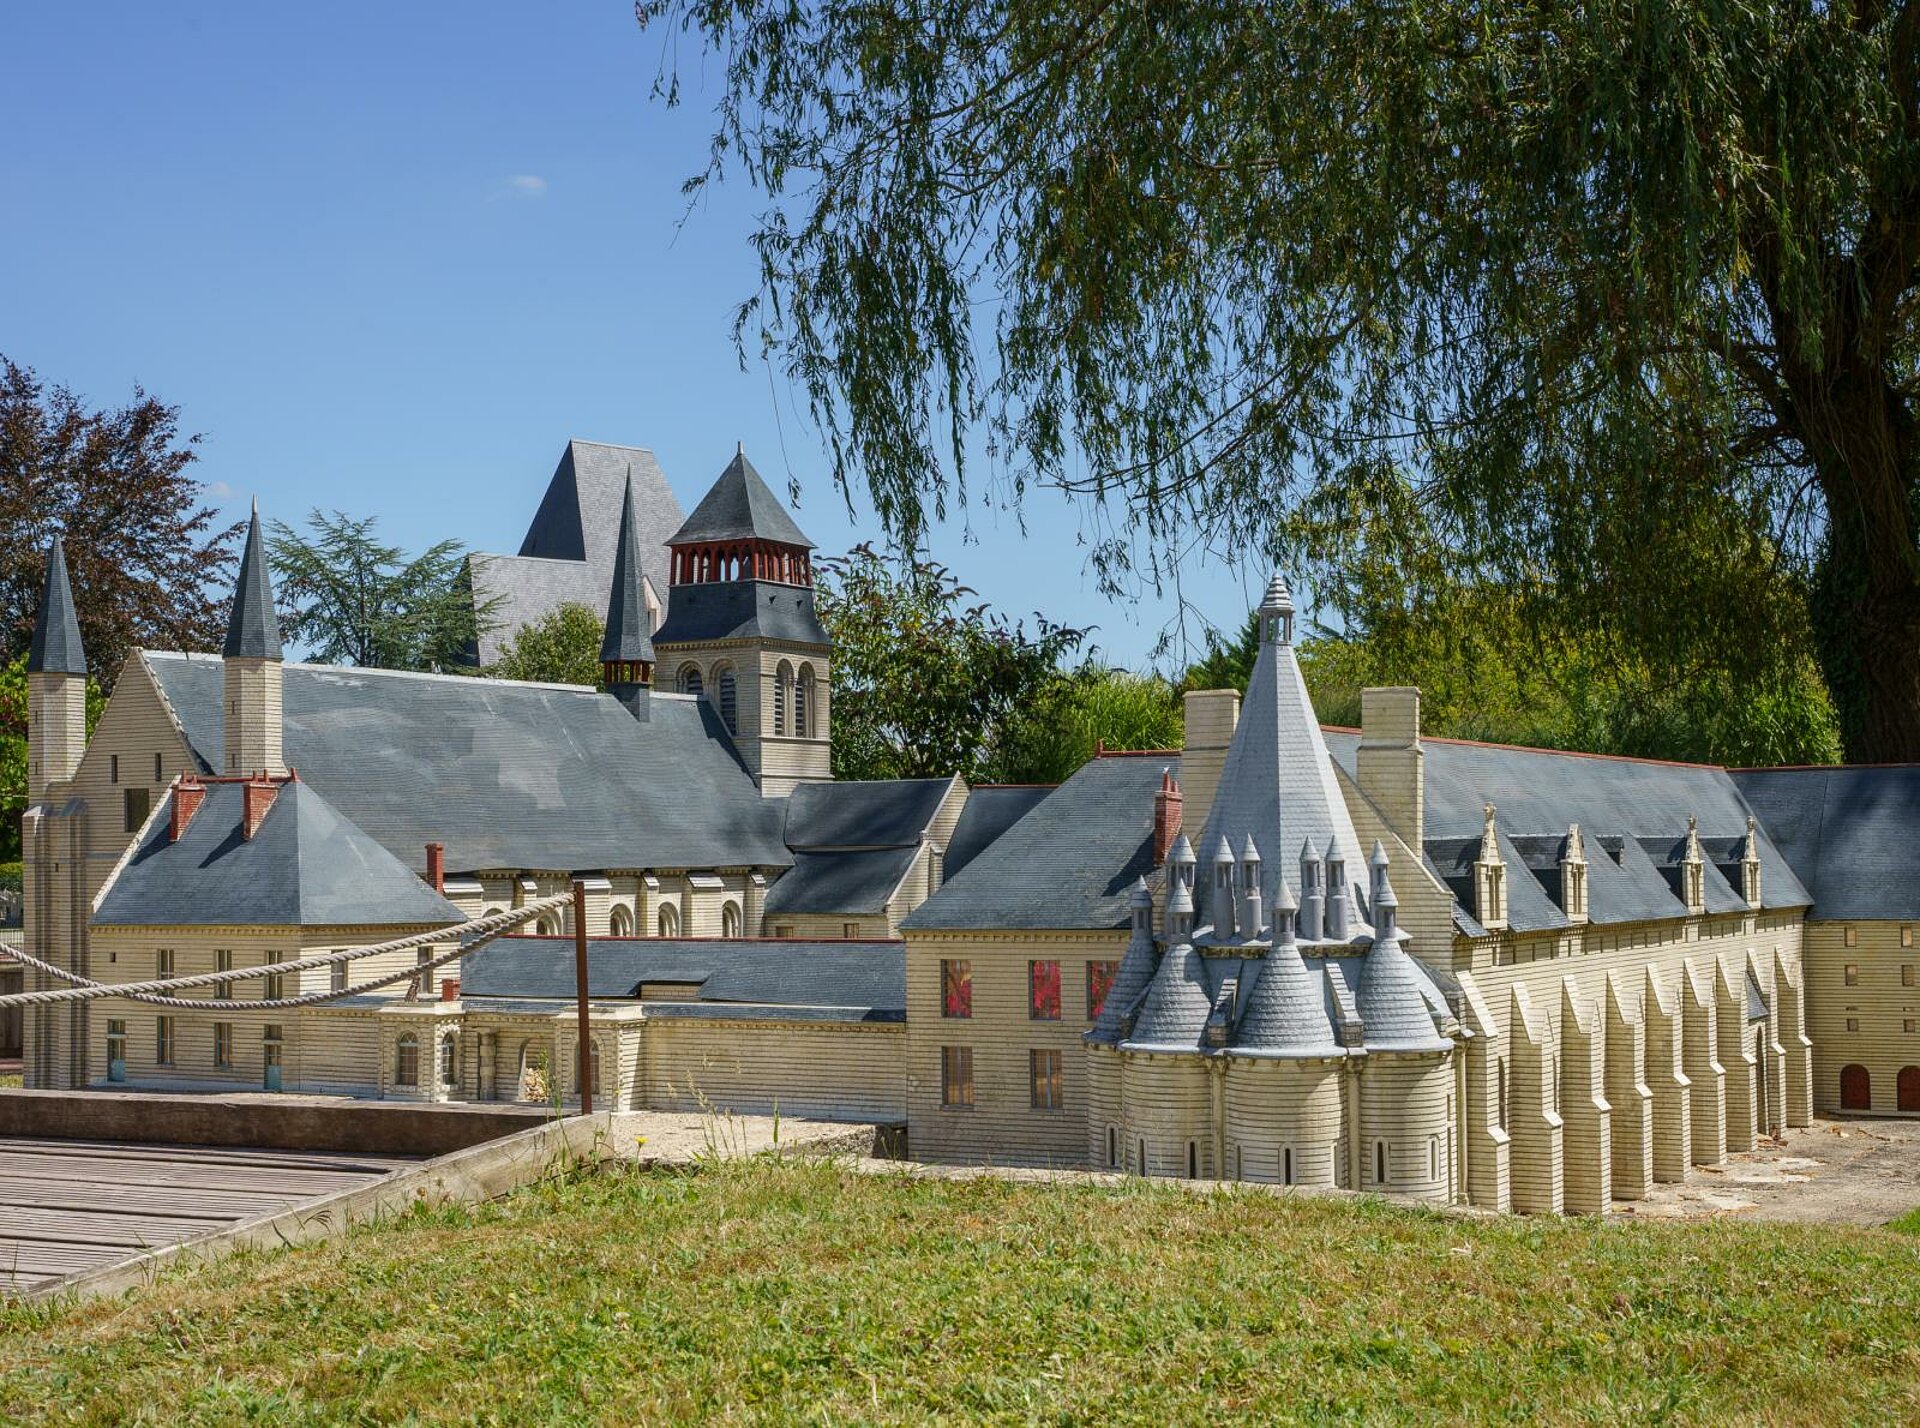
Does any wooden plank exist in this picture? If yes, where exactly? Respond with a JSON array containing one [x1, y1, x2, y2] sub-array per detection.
[[0, 1137, 418, 1174], [0, 1174, 307, 1219], [0, 1152, 388, 1197]]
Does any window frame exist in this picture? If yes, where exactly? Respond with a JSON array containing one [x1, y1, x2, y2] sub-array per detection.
[[213, 1021, 234, 1069], [395, 1033, 420, 1088], [1028, 959, 1062, 1021], [939, 1045, 974, 1108], [1085, 960, 1119, 1021], [1028, 1048, 1063, 1110], [123, 786, 150, 833], [940, 959, 972, 1019], [155, 1015, 175, 1066]]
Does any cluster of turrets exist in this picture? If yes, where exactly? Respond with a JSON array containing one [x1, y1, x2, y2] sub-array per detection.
[[1156, 831, 1402, 950]]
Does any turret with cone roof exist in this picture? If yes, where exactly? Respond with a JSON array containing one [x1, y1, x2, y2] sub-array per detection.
[[223, 502, 288, 776], [600, 470, 656, 721], [652, 446, 832, 795], [26, 535, 87, 800]]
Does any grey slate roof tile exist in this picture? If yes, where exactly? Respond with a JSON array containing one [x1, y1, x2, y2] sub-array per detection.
[[650, 580, 829, 648], [1733, 765, 1920, 920], [223, 508, 282, 660], [26, 535, 86, 675], [145, 653, 790, 876], [784, 778, 954, 850], [761, 846, 920, 916], [667, 449, 813, 549], [94, 780, 466, 928], [903, 755, 1166, 931], [460, 935, 902, 1017], [467, 441, 682, 666], [599, 473, 656, 666], [944, 786, 1053, 877]]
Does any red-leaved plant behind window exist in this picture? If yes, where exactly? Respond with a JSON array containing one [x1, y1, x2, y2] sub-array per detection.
[[1086, 960, 1118, 1020], [942, 959, 972, 1018], [1030, 960, 1061, 1020]]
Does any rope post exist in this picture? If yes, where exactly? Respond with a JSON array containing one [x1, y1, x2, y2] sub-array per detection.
[[573, 878, 592, 1115]]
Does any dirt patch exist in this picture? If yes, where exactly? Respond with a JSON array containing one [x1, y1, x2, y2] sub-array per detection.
[[1619, 1117, 1920, 1226]]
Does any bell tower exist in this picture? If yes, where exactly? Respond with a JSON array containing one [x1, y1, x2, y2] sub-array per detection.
[[652, 446, 832, 795], [25, 535, 87, 802], [223, 502, 288, 776]]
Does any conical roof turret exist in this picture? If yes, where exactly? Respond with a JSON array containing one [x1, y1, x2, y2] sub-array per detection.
[[223, 502, 282, 660], [1124, 941, 1212, 1051], [27, 535, 86, 675], [600, 470, 656, 665], [667, 446, 813, 549]]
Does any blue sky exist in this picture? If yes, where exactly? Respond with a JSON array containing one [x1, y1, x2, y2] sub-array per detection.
[[2, 3, 1259, 667]]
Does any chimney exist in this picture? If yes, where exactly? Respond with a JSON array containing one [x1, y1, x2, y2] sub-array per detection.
[[1356, 687, 1424, 851], [1152, 770, 1184, 864], [440, 976, 460, 1002], [170, 776, 207, 841], [1180, 688, 1240, 835], [241, 775, 279, 840], [425, 841, 446, 893]]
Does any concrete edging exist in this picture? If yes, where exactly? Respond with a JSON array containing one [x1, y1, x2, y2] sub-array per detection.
[[24, 1112, 613, 1303]]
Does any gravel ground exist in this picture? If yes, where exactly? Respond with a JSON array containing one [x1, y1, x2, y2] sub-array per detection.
[[1620, 1116, 1920, 1225]]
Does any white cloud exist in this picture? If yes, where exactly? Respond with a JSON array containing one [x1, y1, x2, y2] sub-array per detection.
[[201, 480, 236, 499], [501, 174, 548, 198]]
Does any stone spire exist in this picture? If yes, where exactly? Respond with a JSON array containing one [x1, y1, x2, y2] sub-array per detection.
[[600, 470, 656, 719], [27, 535, 86, 676], [223, 501, 283, 660]]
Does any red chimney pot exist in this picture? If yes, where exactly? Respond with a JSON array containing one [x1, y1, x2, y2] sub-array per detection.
[[440, 976, 460, 1002], [1153, 770, 1184, 866], [170, 776, 207, 842], [425, 842, 446, 893], [241, 775, 279, 840]]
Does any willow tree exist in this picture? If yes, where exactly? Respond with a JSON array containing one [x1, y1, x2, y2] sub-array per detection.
[[638, 1, 1920, 759]]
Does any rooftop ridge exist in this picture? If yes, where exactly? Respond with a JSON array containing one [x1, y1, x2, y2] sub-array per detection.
[[1319, 723, 1730, 771]]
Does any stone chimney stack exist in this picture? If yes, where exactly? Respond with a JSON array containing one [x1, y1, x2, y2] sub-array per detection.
[[425, 842, 446, 893], [241, 775, 279, 840], [1181, 688, 1239, 837], [1152, 770, 1184, 865], [1356, 686, 1424, 852]]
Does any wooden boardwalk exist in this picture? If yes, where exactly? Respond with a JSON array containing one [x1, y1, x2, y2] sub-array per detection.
[[0, 1137, 416, 1292]]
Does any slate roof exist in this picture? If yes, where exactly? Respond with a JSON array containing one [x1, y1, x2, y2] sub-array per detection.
[[459, 936, 903, 1019], [26, 535, 85, 675], [945, 786, 1052, 877], [650, 580, 830, 649], [1733, 765, 1920, 920], [466, 441, 682, 666], [144, 653, 790, 875], [599, 473, 655, 666], [223, 507, 282, 660], [1324, 731, 1811, 914], [904, 754, 1167, 931], [762, 846, 921, 917], [667, 449, 813, 549], [93, 780, 466, 928], [785, 778, 955, 849]]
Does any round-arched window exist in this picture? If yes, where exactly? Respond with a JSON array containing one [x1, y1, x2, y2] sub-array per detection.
[[658, 903, 680, 938], [677, 664, 703, 696], [609, 904, 633, 938], [395, 1033, 419, 1088], [716, 665, 738, 735], [795, 664, 815, 738], [722, 902, 742, 938]]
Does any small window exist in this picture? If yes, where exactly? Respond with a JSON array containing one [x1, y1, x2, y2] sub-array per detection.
[[1905, 926, 1915, 949], [677, 664, 703, 697], [716, 667, 738, 735], [1187, 1142, 1199, 1180], [1430, 1136, 1441, 1182], [1029, 1049, 1062, 1110], [1374, 1140, 1389, 1186], [657, 904, 680, 938], [1906, 1019, 1916, 1034], [1107, 1125, 1118, 1168], [215, 949, 234, 1001], [1905, 965, 1915, 988], [1846, 926, 1859, 948], [1847, 1017, 1861, 1032], [609, 905, 633, 938], [721, 904, 743, 938], [1086, 961, 1119, 1021], [772, 923, 795, 939], [155, 948, 174, 996], [795, 666, 814, 738], [331, 956, 348, 994], [123, 787, 150, 833], [842, 921, 859, 939], [1282, 1146, 1295, 1186], [940, 1046, 973, 1107], [1845, 963, 1860, 987], [1497, 1057, 1510, 1132], [941, 960, 972, 1018], [153, 752, 163, 782], [155, 1016, 175, 1066], [773, 662, 790, 735], [440, 1035, 457, 1088], [109, 754, 119, 784], [395, 1033, 420, 1087], [214, 1022, 234, 1069], [929, 845, 945, 892], [1029, 960, 1062, 1021]]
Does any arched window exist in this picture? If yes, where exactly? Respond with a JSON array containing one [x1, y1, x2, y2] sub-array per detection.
[[395, 1034, 419, 1088], [774, 660, 793, 735], [795, 664, 815, 738], [658, 903, 680, 938], [534, 917, 555, 937], [439, 1034, 457, 1088], [721, 902, 742, 938], [716, 665, 738, 734], [483, 906, 505, 920], [1841, 1063, 1872, 1110], [1900, 1066, 1920, 1112], [609, 904, 633, 938], [677, 664, 703, 696]]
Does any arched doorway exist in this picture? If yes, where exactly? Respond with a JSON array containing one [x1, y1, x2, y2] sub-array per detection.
[[1899, 1066, 1920, 1113], [1840, 1063, 1871, 1111]]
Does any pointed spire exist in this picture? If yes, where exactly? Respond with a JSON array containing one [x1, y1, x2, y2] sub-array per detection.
[[1258, 573, 1295, 645], [27, 535, 86, 675], [666, 446, 814, 549], [600, 470, 656, 667], [223, 501, 282, 660]]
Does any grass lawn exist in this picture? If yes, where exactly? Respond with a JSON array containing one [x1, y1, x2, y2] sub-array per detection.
[[0, 1159, 1917, 1425]]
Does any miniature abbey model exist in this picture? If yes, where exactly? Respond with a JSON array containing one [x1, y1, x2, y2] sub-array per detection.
[[19, 444, 1920, 1213]]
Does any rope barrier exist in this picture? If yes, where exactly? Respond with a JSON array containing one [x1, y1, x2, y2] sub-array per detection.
[[0, 893, 574, 1012]]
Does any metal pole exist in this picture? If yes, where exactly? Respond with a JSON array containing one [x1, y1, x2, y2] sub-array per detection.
[[573, 879, 592, 1115]]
